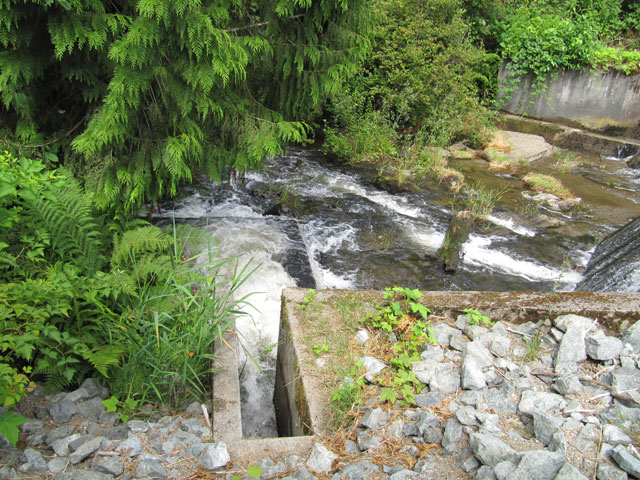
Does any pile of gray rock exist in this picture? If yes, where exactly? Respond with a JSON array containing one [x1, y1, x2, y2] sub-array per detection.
[[2, 314, 639, 480]]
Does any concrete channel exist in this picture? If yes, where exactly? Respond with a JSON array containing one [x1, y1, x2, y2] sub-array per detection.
[[211, 288, 640, 464]]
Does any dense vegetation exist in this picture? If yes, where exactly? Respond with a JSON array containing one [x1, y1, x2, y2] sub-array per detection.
[[1, 0, 638, 444]]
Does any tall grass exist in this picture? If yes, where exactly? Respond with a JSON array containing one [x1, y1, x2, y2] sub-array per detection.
[[110, 225, 256, 412]]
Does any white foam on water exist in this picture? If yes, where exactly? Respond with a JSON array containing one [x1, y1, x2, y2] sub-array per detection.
[[202, 219, 295, 438], [462, 235, 583, 285], [159, 192, 262, 218], [487, 214, 536, 237], [404, 223, 446, 254]]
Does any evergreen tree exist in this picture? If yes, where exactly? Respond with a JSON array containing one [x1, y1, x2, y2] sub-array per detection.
[[0, 0, 372, 211]]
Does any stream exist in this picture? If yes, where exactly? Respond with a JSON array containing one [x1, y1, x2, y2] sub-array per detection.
[[155, 145, 640, 438]]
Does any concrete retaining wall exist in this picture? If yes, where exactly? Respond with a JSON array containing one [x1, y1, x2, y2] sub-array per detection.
[[498, 64, 640, 138]]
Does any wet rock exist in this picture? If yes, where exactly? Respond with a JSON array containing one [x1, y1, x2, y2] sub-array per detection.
[[359, 356, 387, 382], [611, 445, 640, 477], [49, 400, 77, 423], [533, 412, 564, 445], [69, 435, 105, 464], [199, 442, 230, 470], [597, 463, 629, 480], [518, 390, 567, 416], [509, 450, 564, 480], [586, 333, 624, 361], [620, 321, 640, 352], [603, 424, 633, 445], [555, 462, 589, 480], [91, 455, 125, 477], [469, 432, 519, 467], [136, 453, 168, 479], [306, 443, 337, 474], [359, 407, 390, 429]]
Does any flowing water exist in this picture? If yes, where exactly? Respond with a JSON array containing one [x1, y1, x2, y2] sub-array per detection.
[[155, 146, 640, 438]]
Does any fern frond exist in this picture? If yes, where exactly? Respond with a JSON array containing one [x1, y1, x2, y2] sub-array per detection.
[[111, 226, 171, 269]]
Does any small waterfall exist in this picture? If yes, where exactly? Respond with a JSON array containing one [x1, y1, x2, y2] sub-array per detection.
[[576, 216, 640, 293]]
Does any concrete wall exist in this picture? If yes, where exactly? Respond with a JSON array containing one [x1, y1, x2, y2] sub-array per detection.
[[498, 64, 640, 138]]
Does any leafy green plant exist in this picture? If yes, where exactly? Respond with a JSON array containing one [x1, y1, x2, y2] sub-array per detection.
[[524, 329, 542, 362], [231, 465, 263, 480], [312, 344, 330, 356], [330, 361, 365, 428], [298, 289, 317, 310], [462, 307, 493, 326], [0, 363, 33, 446], [102, 395, 139, 424]]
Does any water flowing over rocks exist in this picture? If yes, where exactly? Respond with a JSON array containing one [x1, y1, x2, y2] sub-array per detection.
[[4, 314, 640, 479]]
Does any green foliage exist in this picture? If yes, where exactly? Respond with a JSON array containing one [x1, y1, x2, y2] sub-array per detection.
[[232, 465, 263, 480], [0, 363, 32, 446], [592, 47, 640, 74], [0, 0, 374, 212], [330, 361, 365, 428], [0, 409, 26, 447], [312, 343, 329, 356], [462, 308, 493, 326], [102, 395, 139, 424]]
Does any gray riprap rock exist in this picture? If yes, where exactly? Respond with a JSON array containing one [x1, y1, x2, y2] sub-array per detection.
[[420, 345, 444, 362], [80, 378, 110, 399], [185, 442, 207, 457], [255, 458, 287, 479], [464, 324, 490, 341], [620, 320, 640, 352], [91, 455, 125, 477], [462, 356, 487, 390], [403, 422, 419, 437], [469, 432, 519, 467], [603, 424, 633, 445], [611, 445, 640, 477], [494, 460, 517, 480], [69, 434, 93, 451], [345, 440, 359, 454], [20, 419, 44, 433], [612, 367, 640, 393], [518, 390, 567, 416], [474, 465, 497, 479], [45, 425, 74, 445], [53, 470, 113, 480], [64, 387, 92, 404], [484, 385, 517, 414], [461, 455, 480, 473], [360, 407, 390, 430], [359, 356, 387, 382], [288, 466, 317, 480], [442, 418, 463, 453], [597, 463, 629, 480], [554, 314, 594, 333], [355, 329, 369, 345], [69, 435, 105, 464], [509, 450, 565, 480], [168, 429, 201, 447], [49, 399, 77, 423], [415, 391, 444, 408], [456, 406, 479, 426], [115, 434, 143, 457], [181, 417, 210, 437], [430, 323, 460, 346], [75, 398, 105, 420], [20, 448, 48, 473], [411, 359, 437, 384], [51, 433, 82, 456], [389, 419, 404, 438], [47, 458, 69, 474], [430, 364, 460, 394], [490, 336, 511, 357], [576, 423, 599, 451], [555, 374, 583, 395], [586, 332, 624, 361], [306, 443, 337, 474], [464, 341, 494, 367], [555, 462, 589, 480], [0, 466, 18, 479], [104, 425, 129, 440], [450, 334, 469, 351], [331, 460, 379, 480], [416, 411, 441, 434], [356, 431, 381, 451], [136, 453, 168, 480], [199, 442, 230, 470], [127, 419, 150, 433], [555, 324, 587, 374], [388, 469, 420, 479], [549, 431, 567, 454], [533, 412, 564, 445]]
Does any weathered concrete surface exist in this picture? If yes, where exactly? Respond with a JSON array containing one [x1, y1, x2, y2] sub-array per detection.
[[498, 64, 640, 138], [497, 114, 640, 157]]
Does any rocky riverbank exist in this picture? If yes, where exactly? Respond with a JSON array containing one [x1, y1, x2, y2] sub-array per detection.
[[2, 312, 640, 480]]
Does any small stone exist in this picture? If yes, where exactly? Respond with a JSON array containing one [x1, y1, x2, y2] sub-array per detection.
[[604, 424, 633, 445], [490, 336, 511, 357], [136, 454, 168, 480], [332, 460, 379, 480], [306, 443, 337, 474], [429, 365, 460, 395], [345, 439, 359, 454], [576, 423, 599, 451], [0, 467, 17, 479], [359, 356, 387, 382], [359, 407, 390, 430], [469, 432, 519, 467], [494, 460, 517, 480], [518, 390, 567, 416], [554, 375, 583, 395], [586, 333, 624, 361], [620, 320, 640, 352], [168, 430, 201, 447], [181, 417, 210, 437], [554, 324, 587, 373], [509, 450, 564, 480], [462, 356, 487, 390], [533, 412, 564, 445], [185, 442, 207, 457], [456, 406, 479, 426], [69, 436, 105, 464], [420, 345, 444, 362], [415, 391, 444, 408], [20, 448, 47, 473], [48, 458, 70, 474], [45, 425, 74, 445], [441, 418, 463, 453], [554, 314, 594, 332], [20, 419, 44, 433], [411, 359, 437, 384], [612, 367, 640, 393], [80, 378, 110, 399], [430, 323, 460, 346], [461, 455, 480, 473], [355, 329, 370, 344], [403, 422, 419, 437], [104, 425, 129, 440], [555, 462, 589, 480], [611, 445, 640, 477], [474, 465, 497, 480], [127, 419, 150, 433], [450, 334, 469, 351], [356, 431, 381, 451], [91, 455, 125, 477], [115, 435, 143, 457], [75, 398, 105, 420], [199, 442, 230, 471], [389, 469, 420, 479], [597, 463, 629, 480], [49, 400, 77, 423], [64, 387, 92, 404], [51, 433, 82, 456], [69, 434, 93, 451]]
